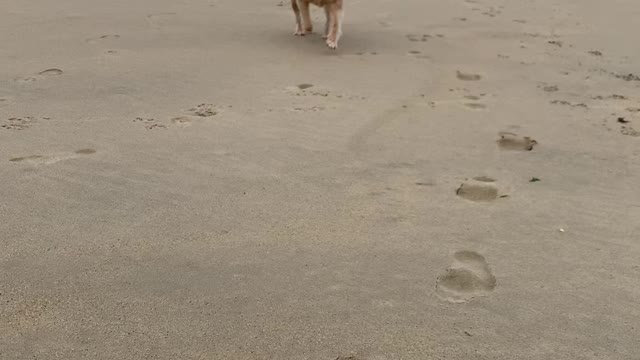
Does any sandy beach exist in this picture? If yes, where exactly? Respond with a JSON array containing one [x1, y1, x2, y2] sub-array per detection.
[[1, 0, 639, 358]]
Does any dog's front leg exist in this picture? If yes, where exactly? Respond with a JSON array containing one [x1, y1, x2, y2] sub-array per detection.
[[292, 0, 304, 35], [299, 0, 313, 34], [325, 2, 342, 49], [323, 6, 330, 39]]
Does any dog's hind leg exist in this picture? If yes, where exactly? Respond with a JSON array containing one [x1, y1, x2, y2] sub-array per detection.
[[292, 0, 304, 35], [325, 3, 339, 49], [323, 6, 330, 39], [299, 0, 313, 34], [336, 0, 344, 42]]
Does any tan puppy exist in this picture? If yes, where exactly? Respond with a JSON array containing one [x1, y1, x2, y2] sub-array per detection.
[[291, 0, 344, 49]]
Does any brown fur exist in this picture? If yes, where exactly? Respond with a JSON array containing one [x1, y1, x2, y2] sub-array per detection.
[[291, 0, 344, 49]]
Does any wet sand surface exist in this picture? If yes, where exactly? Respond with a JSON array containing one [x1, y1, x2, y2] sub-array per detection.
[[1, 0, 639, 358]]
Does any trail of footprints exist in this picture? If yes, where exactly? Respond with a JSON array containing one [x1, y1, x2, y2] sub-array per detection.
[[420, 71, 490, 110], [134, 103, 223, 130], [455, 72, 488, 110], [535, 46, 640, 138], [1, 116, 51, 130], [442, 65, 537, 302], [277, 83, 368, 113], [454, 132, 536, 203], [543, 81, 640, 137]]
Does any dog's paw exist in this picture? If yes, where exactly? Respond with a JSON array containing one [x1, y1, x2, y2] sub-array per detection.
[[294, 26, 305, 36], [326, 39, 338, 49]]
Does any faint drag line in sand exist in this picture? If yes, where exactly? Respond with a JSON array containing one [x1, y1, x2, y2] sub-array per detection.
[[347, 98, 414, 154], [9, 149, 96, 165], [347, 70, 480, 154]]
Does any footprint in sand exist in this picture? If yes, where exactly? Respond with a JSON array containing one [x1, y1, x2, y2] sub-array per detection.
[[620, 126, 640, 137], [1, 116, 50, 130], [456, 176, 501, 202], [550, 100, 587, 108], [335, 354, 386, 360], [188, 104, 218, 117], [480, 7, 501, 17], [497, 132, 537, 151], [456, 71, 482, 81], [146, 12, 177, 27], [415, 180, 436, 187], [171, 116, 192, 127], [14, 68, 63, 83], [406, 34, 432, 42], [538, 84, 559, 93], [284, 84, 349, 100], [547, 40, 563, 48], [464, 102, 487, 110], [133, 117, 167, 130], [353, 51, 378, 56], [168, 103, 230, 128], [407, 50, 430, 60], [38, 69, 64, 76], [293, 105, 326, 112], [10, 149, 96, 165], [85, 34, 120, 44], [436, 251, 496, 303], [14, 77, 38, 84], [464, 95, 487, 109]]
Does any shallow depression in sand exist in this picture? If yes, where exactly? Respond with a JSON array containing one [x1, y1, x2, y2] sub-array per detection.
[[38, 68, 64, 76], [436, 251, 496, 303], [497, 132, 537, 151], [456, 71, 482, 81], [456, 178, 499, 201]]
